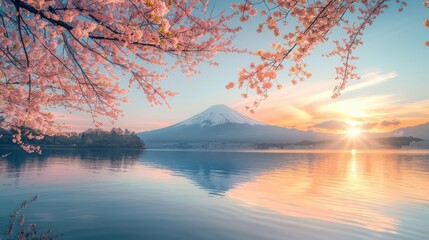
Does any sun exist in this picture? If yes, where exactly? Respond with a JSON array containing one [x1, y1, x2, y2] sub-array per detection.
[[347, 128, 361, 138]]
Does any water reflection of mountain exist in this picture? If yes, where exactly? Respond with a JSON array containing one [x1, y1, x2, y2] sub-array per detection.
[[140, 150, 321, 195], [139, 150, 429, 234]]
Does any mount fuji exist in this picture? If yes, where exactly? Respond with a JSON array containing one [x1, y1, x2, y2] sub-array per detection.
[[138, 104, 328, 148]]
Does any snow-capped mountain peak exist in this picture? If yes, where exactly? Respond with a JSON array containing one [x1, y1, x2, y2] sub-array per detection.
[[137, 104, 324, 147], [176, 104, 263, 127]]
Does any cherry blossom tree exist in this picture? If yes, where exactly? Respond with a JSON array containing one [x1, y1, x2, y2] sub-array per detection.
[[0, 0, 426, 152], [0, 0, 239, 152], [226, 0, 423, 112]]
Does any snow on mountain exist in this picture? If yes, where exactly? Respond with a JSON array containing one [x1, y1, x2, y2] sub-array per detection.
[[175, 104, 263, 127], [138, 104, 329, 147]]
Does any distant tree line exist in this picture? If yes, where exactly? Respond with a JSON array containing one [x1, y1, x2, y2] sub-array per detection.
[[293, 137, 423, 148], [0, 127, 145, 149], [372, 136, 423, 148]]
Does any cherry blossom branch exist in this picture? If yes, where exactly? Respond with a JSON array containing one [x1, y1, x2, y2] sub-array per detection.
[[228, 0, 405, 111]]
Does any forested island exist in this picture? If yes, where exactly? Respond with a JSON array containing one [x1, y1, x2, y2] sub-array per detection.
[[0, 128, 145, 149]]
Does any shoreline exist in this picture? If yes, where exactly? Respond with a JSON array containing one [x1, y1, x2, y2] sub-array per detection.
[[0, 144, 145, 151]]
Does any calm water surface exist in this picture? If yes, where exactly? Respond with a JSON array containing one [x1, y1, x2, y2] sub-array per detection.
[[1, 149, 429, 239]]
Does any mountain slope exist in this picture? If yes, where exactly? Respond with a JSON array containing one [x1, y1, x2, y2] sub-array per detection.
[[138, 104, 328, 147], [386, 122, 429, 140]]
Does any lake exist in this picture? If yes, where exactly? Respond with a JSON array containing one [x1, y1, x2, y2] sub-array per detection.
[[1, 149, 429, 239]]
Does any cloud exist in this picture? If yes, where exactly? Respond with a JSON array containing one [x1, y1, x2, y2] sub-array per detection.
[[232, 71, 429, 133], [311, 120, 350, 132], [381, 120, 401, 127], [360, 122, 378, 130]]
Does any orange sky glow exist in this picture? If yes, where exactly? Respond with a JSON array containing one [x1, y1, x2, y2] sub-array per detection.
[[232, 72, 429, 134]]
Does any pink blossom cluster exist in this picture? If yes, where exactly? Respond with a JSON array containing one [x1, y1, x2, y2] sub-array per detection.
[[0, 0, 239, 152], [425, 0, 429, 46], [229, 0, 408, 110]]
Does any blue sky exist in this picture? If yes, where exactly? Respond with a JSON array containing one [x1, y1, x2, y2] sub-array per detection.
[[57, 1, 429, 133]]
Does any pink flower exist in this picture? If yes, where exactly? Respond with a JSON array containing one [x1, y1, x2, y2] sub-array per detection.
[[225, 82, 235, 89], [262, 82, 273, 89]]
